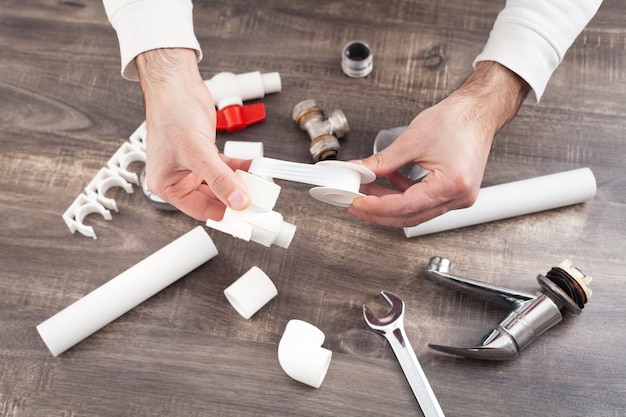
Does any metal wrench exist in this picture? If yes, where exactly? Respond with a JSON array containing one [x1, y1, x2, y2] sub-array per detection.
[[363, 291, 445, 417]]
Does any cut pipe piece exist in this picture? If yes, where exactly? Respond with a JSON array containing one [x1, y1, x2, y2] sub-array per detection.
[[277, 319, 332, 388], [224, 266, 278, 319], [37, 226, 218, 356], [404, 168, 597, 237], [223, 141, 264, 159]]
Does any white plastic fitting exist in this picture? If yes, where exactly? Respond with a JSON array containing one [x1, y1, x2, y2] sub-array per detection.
[[223, 141, 264, 159], [404, 168, 597, 237], [62, 193, 113, 239], [224, 266, 278, 319], [84, 167, 134, 212], [278, 320, 332, 388], [106, 141, 146, 185], [205, 170, 296, 248], [205, 71, 282, 109], [37, 226, 218, 356]]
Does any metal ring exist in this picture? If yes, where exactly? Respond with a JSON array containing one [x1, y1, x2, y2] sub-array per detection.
[[341, 40, 373, 78]]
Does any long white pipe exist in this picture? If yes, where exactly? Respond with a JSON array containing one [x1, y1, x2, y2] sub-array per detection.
[[37, 226, 218, 356], [404, 167, 597, 238]]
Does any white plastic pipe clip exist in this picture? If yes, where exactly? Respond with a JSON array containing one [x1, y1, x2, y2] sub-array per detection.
[[248, 157, 375, 207], [404, 168, 597, 237], [205, 170, 296, 248], [224, 266, 278, 319], [37, 226, 218, 356], [278, 320, 332, 388]]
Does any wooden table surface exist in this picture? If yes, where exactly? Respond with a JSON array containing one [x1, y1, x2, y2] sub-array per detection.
[[1, 1, 625, 416]]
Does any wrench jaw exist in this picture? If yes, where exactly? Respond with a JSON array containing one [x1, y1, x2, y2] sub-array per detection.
[[362, 291, 405, 332]]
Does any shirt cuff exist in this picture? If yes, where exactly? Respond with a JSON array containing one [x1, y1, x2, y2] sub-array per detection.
[[473, 20, 558, 103], [106, 0, 202, 80]]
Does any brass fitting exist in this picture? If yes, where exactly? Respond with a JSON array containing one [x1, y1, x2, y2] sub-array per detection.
[[292, 99, 349, 162]]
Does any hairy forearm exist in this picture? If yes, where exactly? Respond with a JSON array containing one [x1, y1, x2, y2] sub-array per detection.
[[454, 61, 531, 138], [135, 48, 201, 98]]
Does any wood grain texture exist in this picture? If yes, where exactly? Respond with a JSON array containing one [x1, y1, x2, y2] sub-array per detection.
[[1, 1, 625, 416]]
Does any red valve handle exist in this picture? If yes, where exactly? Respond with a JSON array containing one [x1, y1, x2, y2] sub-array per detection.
[[216, 103, 266, 133]]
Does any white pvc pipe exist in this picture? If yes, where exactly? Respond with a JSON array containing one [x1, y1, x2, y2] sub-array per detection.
[[404, 167, 597, 238], [277, 320, 332, 388], [224, 266, 278, 319], [37, 226, 219, 356]]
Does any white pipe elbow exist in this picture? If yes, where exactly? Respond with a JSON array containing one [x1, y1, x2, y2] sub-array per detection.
[[278, 320, 332, 388]]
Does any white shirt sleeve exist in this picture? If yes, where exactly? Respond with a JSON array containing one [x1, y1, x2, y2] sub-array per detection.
[[103, 0, 202, 81], [474, 0, 602, 102]]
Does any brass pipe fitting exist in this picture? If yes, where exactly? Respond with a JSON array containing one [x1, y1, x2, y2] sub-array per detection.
[[292, 99, 349, 162]]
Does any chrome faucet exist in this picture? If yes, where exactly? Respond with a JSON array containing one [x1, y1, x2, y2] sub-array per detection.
[[425, 256, 592, 360]]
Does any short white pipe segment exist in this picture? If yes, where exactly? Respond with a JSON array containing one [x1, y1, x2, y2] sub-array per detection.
[[277, 320, 332, 388], [37, 226, 218, 356], [224, 266, 278, 319], [223, 141, 264, 159]]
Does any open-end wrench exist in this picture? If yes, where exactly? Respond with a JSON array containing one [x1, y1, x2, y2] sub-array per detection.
[[363, 291, 445, 417]]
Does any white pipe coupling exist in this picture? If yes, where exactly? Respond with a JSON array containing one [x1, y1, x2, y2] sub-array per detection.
[[224, 266, 278, 319], [278, 320, 332, 388]]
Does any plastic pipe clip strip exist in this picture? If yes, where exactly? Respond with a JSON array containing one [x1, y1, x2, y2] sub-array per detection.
[[248, 157, 375, 207], [63, 124, 147, 239]]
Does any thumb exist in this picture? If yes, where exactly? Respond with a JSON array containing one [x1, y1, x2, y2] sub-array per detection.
[[195, 151, 251, 210], [357, 136, 416, 177]]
